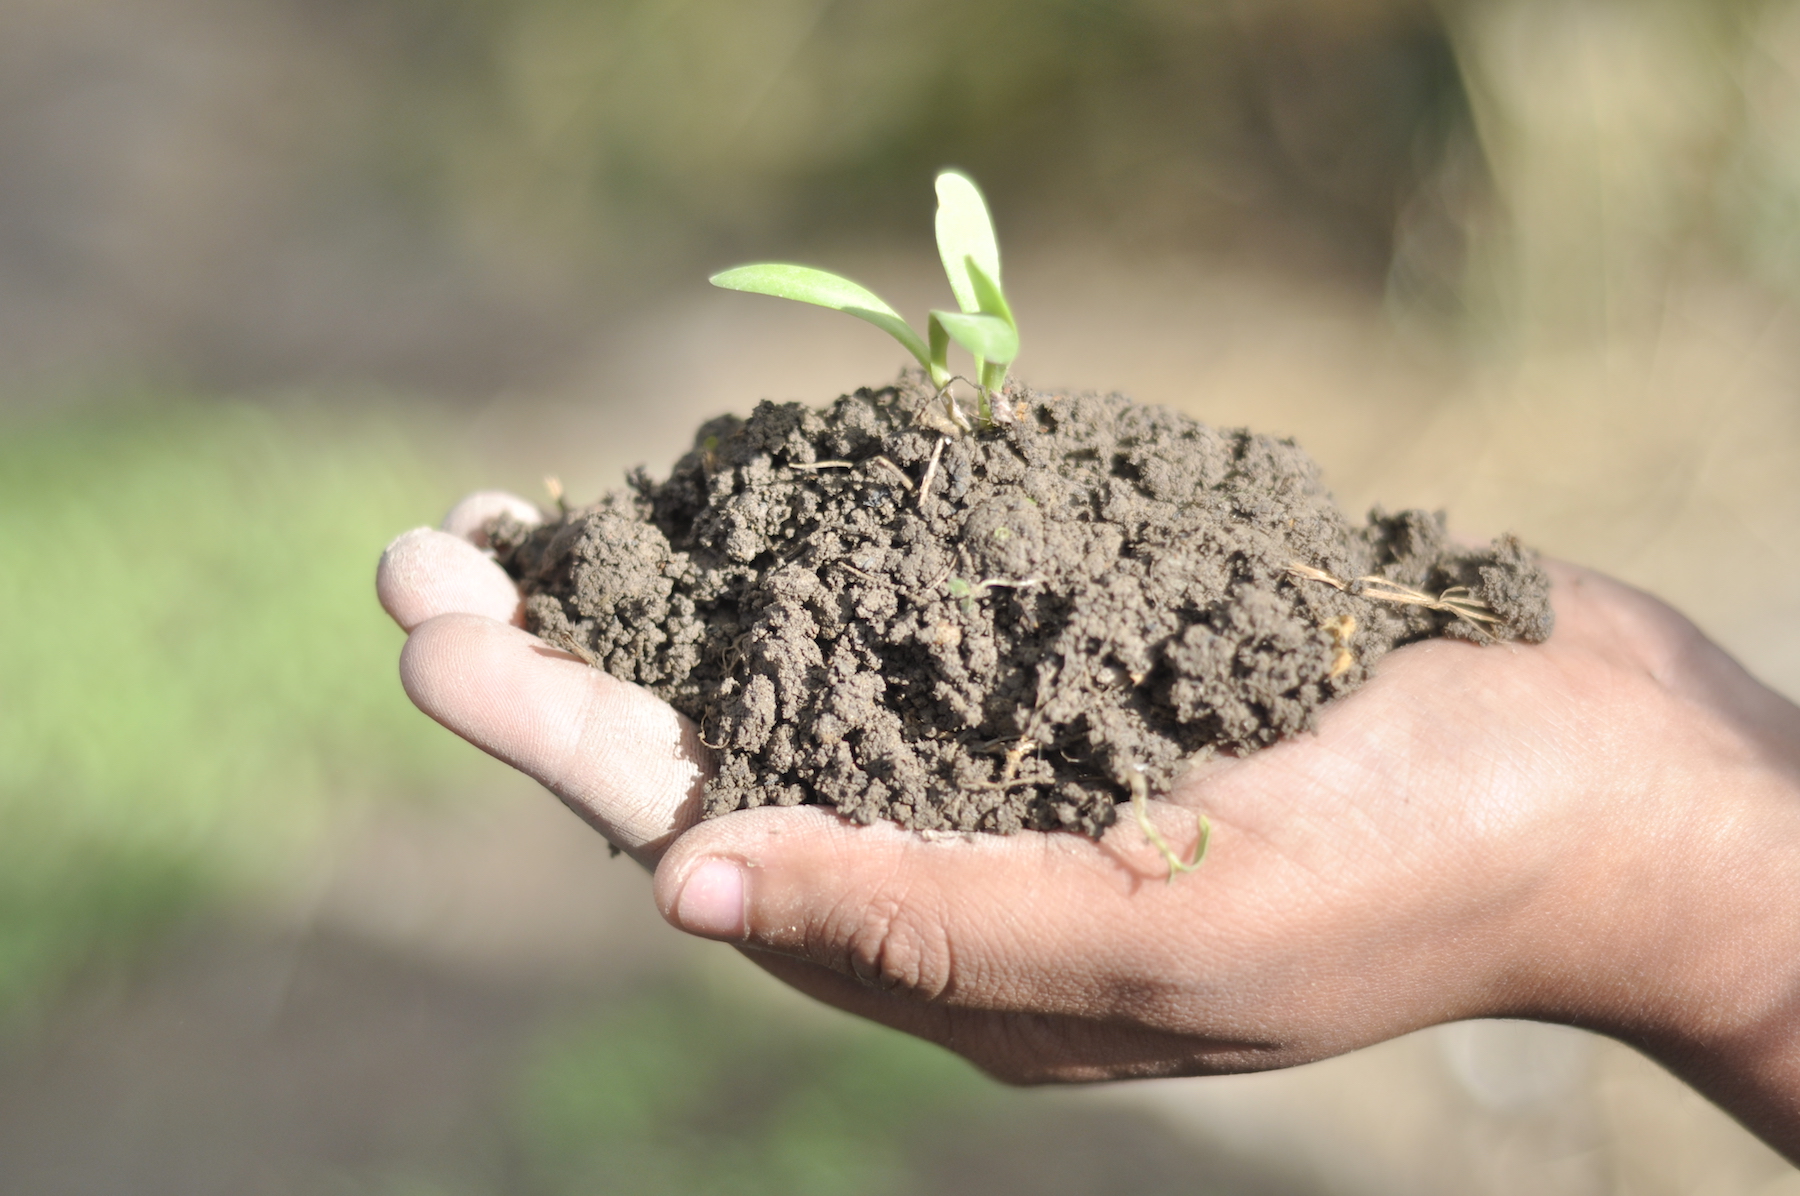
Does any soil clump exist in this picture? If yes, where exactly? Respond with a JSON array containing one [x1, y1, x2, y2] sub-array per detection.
[[492, 376, 1552, 838]]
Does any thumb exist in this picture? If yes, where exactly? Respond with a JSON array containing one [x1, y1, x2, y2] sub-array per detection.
[[652, 803, 1220, 1019]]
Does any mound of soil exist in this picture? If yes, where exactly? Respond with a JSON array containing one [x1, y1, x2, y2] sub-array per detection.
[[492, 376, 1551, 837]]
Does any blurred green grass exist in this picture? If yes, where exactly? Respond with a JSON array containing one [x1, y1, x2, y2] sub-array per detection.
[[514, 980, 994, 1196], [0, 397, 469, 1021]]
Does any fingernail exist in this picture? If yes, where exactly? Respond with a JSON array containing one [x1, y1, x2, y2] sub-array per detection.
[[675, 859, 746, 940]]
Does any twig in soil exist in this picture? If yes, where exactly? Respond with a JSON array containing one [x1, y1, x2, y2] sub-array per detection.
[[918, 435, 949, 508], [968, 777, 1042, 792], [1130, 765, 1209, 883], [920, 561, 955, 595], [1286, 563, 1503, 629], [869, 455, 915, 491], [967, 736, 1041, 779], [946, 575, 1044, 600], [545, 626, 596, 665], [788, 455, 914, 492], [976, 576, 1042, 594], [788, 459, 856, 473]]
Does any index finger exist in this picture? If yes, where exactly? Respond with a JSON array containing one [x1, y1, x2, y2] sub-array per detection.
[[401, 612, 713, 864], [376, 491, 543, 632]]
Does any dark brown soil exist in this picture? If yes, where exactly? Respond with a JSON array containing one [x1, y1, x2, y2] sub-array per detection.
[[492, 376, 1552, 837]]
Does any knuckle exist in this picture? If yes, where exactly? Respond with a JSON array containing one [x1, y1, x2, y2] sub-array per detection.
[[829, 892, 954, 1000]]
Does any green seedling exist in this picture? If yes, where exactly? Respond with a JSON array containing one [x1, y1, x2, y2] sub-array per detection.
[[710, 170, 1020, 422], [714, 176, 1209, 878]]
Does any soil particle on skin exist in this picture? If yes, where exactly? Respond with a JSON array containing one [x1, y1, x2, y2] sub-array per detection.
[[492, 375, 1552, 838]]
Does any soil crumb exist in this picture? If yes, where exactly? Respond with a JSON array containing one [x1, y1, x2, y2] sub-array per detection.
[[493, 376, 1552, 837]]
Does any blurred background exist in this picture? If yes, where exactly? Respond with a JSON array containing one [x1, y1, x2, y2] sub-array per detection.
[[4, 0, 1800, 1192]]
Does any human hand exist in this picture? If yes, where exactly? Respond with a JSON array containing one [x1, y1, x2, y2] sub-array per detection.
[[379, 493, 1800, 1157]]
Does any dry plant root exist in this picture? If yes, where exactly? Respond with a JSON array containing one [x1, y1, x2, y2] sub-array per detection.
[[790, 455, 916, 491], [999, 738, 1038, 783], [931, 378, 975, 433], [788, 459, 856, 473], [917, 435, 949, 508], [948, 576, 1042, 599], [1129, 766, 1209, 883], [869, 455, 915, 491], [1323, 614, 1357, 678], [1286, 563, 1502, 629]]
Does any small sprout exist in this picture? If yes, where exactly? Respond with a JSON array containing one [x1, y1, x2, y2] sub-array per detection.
[[946, 576, 976, 615], [991, 526, 1012, 541], [930, 169, 1020, 420], [710, 170, 1022, 421]]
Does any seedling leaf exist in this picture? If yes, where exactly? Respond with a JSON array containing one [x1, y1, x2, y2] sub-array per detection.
[[935, 172, 1002, 316], [931, 310, 1018, 367], [710, 264, 931, 372], [965, 259, 1014, 328]]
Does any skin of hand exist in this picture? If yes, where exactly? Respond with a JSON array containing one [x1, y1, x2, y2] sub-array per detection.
[[380, 492, 1800, 1161]]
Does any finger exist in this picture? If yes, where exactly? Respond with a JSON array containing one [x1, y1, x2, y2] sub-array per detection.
[[442, 490, 543, 547], [651, 803, 1239, 1026], [377, 527, 524, 631], [743, 950, 1286, 1083], [401, 613, 711, 864]]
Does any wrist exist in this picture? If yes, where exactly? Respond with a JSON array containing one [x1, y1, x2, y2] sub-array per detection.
[[1517, 655, 1800, 1156], [1642, 753, 1800, 1157]]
